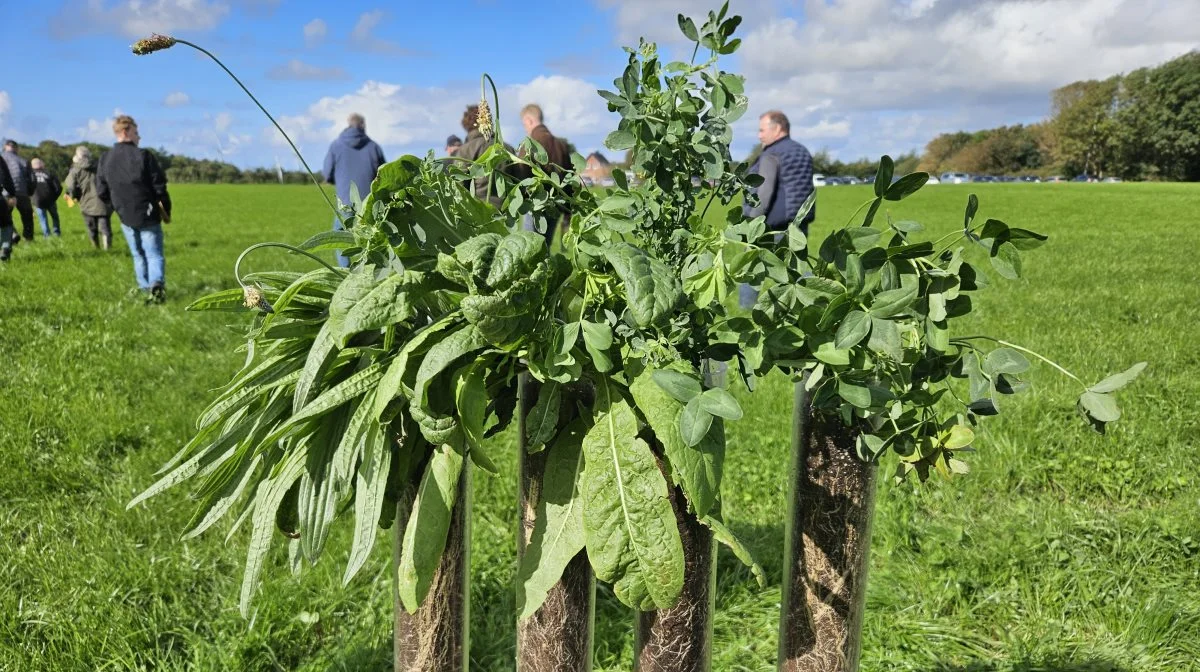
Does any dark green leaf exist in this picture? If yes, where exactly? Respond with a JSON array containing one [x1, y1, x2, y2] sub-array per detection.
[[990, 242, 1022, 280], [834, 310, 871, 350], [525, 381, 562, 453], [884, 173, 928, 201], [677, 14, 699, 41], [679, 396, 714, 448], [838, 380, 873, 409], [605, 128, 637, 151], [398, 443, 464, 613], [873, 156, 894, 198], [698, 388, 742, 421]]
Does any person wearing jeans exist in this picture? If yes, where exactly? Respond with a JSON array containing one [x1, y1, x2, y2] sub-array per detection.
[[120, 223, 165, 292], [31, 158, 62, 237], [0, 157, 17, 262], [96, 114, 173, 303]]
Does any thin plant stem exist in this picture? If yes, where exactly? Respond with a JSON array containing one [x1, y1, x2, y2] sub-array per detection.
[[172, 39, 344, 224], [956, 335, 1085, 387], [234, 242, 342, 288]]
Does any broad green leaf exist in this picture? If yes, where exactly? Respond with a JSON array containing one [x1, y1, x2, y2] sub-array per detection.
[[1089, 361, 1148, 393], [984, 348, 1031, 376], [581, 380, 684, 610], [343, 421, 390, 586], [928, 292, 947, 322], [838, 380, 873, 409], [605, 128, 637, 151], [884, 173, 928, 201], [873, 156, 894, 198], [398, 443, 465, 613], [631, 369, 723, 519], [867, 317, 902, 361], [455, 363, 489, 450], [337, 272, 424, 346], [1078, 391, 1120, 423], [413, 326, 487, 409], [581, 320, 615, 373], [679, 396, 714, 447], [869, 284, 918, 317], [698, 388, 743, 421], [652, 369, 702, 404], [516, 418, 587, 618], [813, 340, 851, 366], [926, 319, 951, 353], [943, 425, 975, 450], [835, 310, 872, 350], [604, 243, 685, 329], [700, 514, 765, 587], [990, 242, 1021, 280], [374, 314, 460, 418], [842, 253, 864, 295], [525, 381, 562, 453], [893, 220, 924, 233]]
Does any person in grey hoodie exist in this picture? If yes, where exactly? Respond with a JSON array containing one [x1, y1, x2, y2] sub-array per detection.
[[322, 113, 386, 267], [64, 146, 115, 249]]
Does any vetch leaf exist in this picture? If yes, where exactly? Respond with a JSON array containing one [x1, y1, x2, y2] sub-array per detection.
[[697, 388, 743, 421], [679, 396, 714, 448], [834, 310, 872, 350], [652, 369, 702, 404]]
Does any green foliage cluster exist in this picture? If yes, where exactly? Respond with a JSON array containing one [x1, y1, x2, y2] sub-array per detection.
[[918, 50, 1200, 180], [131, 4, 1141, 622]]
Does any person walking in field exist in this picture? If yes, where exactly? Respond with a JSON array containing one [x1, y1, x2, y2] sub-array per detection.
[[2, 140, 36, 243], [64, 146, 115, 249], [516, 103, 573, 246], [322, 113, 386, 268], [0, 158, 18, 262], [455, 104, 516, 209], [96, 115, 173, 304], [739, 110, 816, 308], [30, 159, 63, 238]]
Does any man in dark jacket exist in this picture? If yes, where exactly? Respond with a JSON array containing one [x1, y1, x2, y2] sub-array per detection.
[[740, 110, 816, 307], [31, 158, 63, 238], [96, 115, 173, 303], [2, 140, 35, 243], [0, 158, 17, 261], [322, 113, 386, 267]]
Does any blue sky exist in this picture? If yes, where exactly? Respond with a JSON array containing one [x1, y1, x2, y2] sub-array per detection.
[[4, 0, 1197, 171]]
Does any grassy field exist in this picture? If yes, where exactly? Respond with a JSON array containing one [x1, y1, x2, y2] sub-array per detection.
[[1, 181, 1197, 671]]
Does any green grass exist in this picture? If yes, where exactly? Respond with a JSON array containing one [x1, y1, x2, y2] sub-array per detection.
[[1, 182, 1197, 671]]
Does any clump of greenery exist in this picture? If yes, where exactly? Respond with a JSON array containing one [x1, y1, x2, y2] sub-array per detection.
[[128, 2, 1142, 623]]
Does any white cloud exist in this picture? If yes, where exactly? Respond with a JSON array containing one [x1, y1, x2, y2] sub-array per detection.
[[267, 59, 350, 81], [268, 75, 617, 164], [75, 108, 125, 143], [51, 0, 231, 39], [593, 0, 776, 46], [304, 18, 327, 48], [164, 91, 190, 107], [349, 10, 414, 55], [730, 0, 1200, 159], [214, 112, 232, 132]]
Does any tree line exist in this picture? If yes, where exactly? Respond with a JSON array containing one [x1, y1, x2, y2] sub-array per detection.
[[918, 50, 1199, 181], [11, 139, 313, 184]]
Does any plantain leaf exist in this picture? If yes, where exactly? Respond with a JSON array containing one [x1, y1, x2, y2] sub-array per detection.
[[398, 443, 465, 613], [343, 420, 391, 586], [516, 417, 587, 619]]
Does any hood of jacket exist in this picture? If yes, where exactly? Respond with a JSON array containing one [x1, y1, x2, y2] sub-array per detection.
[[337, 126, 372, 150]]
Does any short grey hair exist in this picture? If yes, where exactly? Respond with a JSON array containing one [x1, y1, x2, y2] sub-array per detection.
[[347, 113, 365, 129], [74, 146, 92, 164]]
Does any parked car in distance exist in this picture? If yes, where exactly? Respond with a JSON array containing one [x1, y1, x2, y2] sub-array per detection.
[[1044, 175, 1065, 183], [1101, 176, 1123, 183], [941, 171, 971, 184], [862, 175, 875, 184], [826, 176, 846, 186], [1018, 175, 1040, 182], [839, 176, 861, 185], [971, 175, 996, 183], [1072, 174, 1093, 182], [813, 173, 827, 187], [925, 174, 941, 184]]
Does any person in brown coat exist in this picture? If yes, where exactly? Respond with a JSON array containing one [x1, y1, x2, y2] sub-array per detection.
[[517, 103, 573, 245], [453, 104, 514, 209]]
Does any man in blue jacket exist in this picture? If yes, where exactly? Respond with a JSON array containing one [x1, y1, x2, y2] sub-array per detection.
[[322, 113, 386, 267], [740, 110, 816, 307]]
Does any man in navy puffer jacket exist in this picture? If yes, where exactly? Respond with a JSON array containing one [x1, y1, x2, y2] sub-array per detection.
[[322, 113, 386, 267]]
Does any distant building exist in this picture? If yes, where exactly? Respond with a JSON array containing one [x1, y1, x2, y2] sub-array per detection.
[[583, 152, 612, 183]]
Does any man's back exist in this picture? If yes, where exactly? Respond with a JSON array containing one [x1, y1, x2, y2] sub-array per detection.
[[323, 126, 385, 206], [97, 142, 170, 229], [2, 151, 30, 195], [758, 136, 815, 230]]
